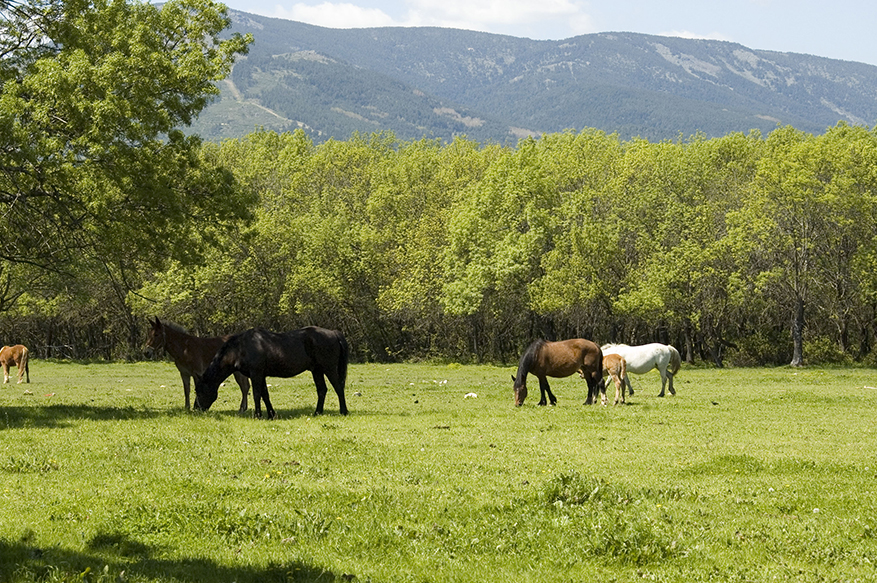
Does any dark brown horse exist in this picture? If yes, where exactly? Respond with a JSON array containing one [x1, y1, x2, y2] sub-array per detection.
[[194, 326, 349, 419], [512, 339, 604, 406], [0, 344, 29, 384], [144, 317, 250, 411]]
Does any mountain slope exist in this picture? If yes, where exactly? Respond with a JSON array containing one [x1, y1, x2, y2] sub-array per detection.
[[189, 12, 877, 143]]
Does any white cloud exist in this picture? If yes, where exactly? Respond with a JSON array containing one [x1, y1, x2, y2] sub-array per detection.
[[272, 2, 398, 28], [270, 0, 596, 37], [406, 0, 582, 26], [659, 30, 733, 42]]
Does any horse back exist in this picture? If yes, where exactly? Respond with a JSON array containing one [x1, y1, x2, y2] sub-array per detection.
[[538, 338, 601, 379], [603, 343, 671, 374], [602, 353, 626, 378], [237, 327, 346, 380], [0, 345, 26, 366]]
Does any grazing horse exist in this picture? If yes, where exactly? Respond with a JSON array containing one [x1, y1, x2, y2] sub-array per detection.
[[144, 317, 250, 411], [601, 343, 681, 397], [512, 339, 604, 406], [0, 344, 29, 384], [194, 326, 349, 419]]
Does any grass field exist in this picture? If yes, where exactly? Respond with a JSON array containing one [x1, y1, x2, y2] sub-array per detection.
[[1, 360, 877, 582]]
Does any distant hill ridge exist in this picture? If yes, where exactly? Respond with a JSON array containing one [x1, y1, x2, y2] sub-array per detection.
[[188, 10, 877, 143]]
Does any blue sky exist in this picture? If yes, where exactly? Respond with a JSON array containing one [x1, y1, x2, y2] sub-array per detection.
[[216, 0, 877, 66]]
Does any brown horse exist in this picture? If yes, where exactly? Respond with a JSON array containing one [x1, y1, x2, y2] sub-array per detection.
[[601, 353, 627, 406], [512, 339, 604, 406], [144, 317, 250, 412], [194, 326, 349, 419], [0, 344, 29, 384]]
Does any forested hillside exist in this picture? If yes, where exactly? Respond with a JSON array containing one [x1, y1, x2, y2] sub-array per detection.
[[8, 123, 876, 367], [189, 12, 877, 143]]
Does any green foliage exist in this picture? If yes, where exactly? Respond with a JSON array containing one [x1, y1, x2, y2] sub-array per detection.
[[0, 0, 254, 355], [117, 123, 877, 365]]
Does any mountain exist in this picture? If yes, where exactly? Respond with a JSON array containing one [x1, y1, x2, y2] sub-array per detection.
[[188, 10, 877, 144]]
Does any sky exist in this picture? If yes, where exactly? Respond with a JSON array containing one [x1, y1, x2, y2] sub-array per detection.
[[217, 0, 877, 67]]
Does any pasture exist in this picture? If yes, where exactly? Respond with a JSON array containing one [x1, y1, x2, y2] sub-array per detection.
[[1, 361, 876, 582]]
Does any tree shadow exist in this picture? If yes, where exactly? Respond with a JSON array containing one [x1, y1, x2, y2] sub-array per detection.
[[1, 532, 348, 582], [0, 405, 169, 430], [0, 403, 361, 430]]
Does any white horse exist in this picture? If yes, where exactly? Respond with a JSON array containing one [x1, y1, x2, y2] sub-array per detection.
[[600, 343, 681, 397]]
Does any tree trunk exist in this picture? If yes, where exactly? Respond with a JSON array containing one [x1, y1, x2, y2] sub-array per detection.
[[683, 318, 696, 364], [790, 296, 805, 366]]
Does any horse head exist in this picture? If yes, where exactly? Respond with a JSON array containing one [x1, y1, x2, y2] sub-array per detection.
[[193, 376, 218, 411], [143, 317, 165, 359], [511, 375, 528, 406]]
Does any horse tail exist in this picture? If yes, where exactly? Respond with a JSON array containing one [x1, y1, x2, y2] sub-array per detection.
[[20, 346, 29, 383], [595, 345, 605, 398], [337, 333, 349, 391], [668, 345, 681, 376]]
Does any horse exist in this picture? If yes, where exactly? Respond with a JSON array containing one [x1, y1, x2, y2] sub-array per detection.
[[0, 344, 29, 384], [600, 343, 681, 397], [194, 326, 349, 419], [599, 353, 627, 406], [512, 338, 604, 407], [144, 317, 251, 412]]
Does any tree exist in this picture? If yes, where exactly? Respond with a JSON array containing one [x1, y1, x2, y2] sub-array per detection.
[[0, 0, 253, 289]]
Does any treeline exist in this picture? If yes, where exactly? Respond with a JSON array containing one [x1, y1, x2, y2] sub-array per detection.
[[5, 123, 877, 366]]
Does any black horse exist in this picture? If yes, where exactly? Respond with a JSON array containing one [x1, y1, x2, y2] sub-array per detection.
[[194, 326, 349, 418]]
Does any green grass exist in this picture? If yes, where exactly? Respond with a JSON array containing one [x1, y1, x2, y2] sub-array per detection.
[[2, 361, 877, 582]]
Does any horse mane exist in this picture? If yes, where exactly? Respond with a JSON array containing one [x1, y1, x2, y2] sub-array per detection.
[[158, 319, 189, 334], [601, 343, 629, 350], [515, 339, 546, 384]]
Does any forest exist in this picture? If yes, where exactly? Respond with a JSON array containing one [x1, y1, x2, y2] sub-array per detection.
[[4, 122, 877, 367]]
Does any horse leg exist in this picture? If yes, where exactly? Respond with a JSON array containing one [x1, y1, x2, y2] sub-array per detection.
[[583, 376, 601, 405], [667, 372, 676, 396], [233, 372, 250, 413], [323, 368, 348, 415], [657, 368, 667, 397], [251, 376, 275, 419], [312, 370, 330, 415], [612, 374, 624, 405], [537, 376, 555, 406], [623, 374, 634, 397], [17, 363, 24, 384], [2, 363, 8, 384], [181, 373, 191, 410]]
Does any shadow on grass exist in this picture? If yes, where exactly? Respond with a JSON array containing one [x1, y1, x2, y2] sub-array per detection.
[[1, 533, 346, 582], [0, 405, 170, 430], [0, 401, 359, 430]]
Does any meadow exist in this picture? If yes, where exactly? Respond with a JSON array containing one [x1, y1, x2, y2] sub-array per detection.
[[1, 360, 876, 582]]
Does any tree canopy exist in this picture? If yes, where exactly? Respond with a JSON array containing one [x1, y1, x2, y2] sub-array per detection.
[[0, 0, 252, 277], [122, 125, 877, 366]]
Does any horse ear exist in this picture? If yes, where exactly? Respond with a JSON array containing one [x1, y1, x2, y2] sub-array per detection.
[[152, 316, 161, 327], [511, 375, 516, 382]]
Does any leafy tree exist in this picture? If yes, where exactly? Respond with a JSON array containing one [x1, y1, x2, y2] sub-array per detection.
[[0, 0, 252, 291], [0, 0, 252, 355], [527, 129, 623, 338]]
